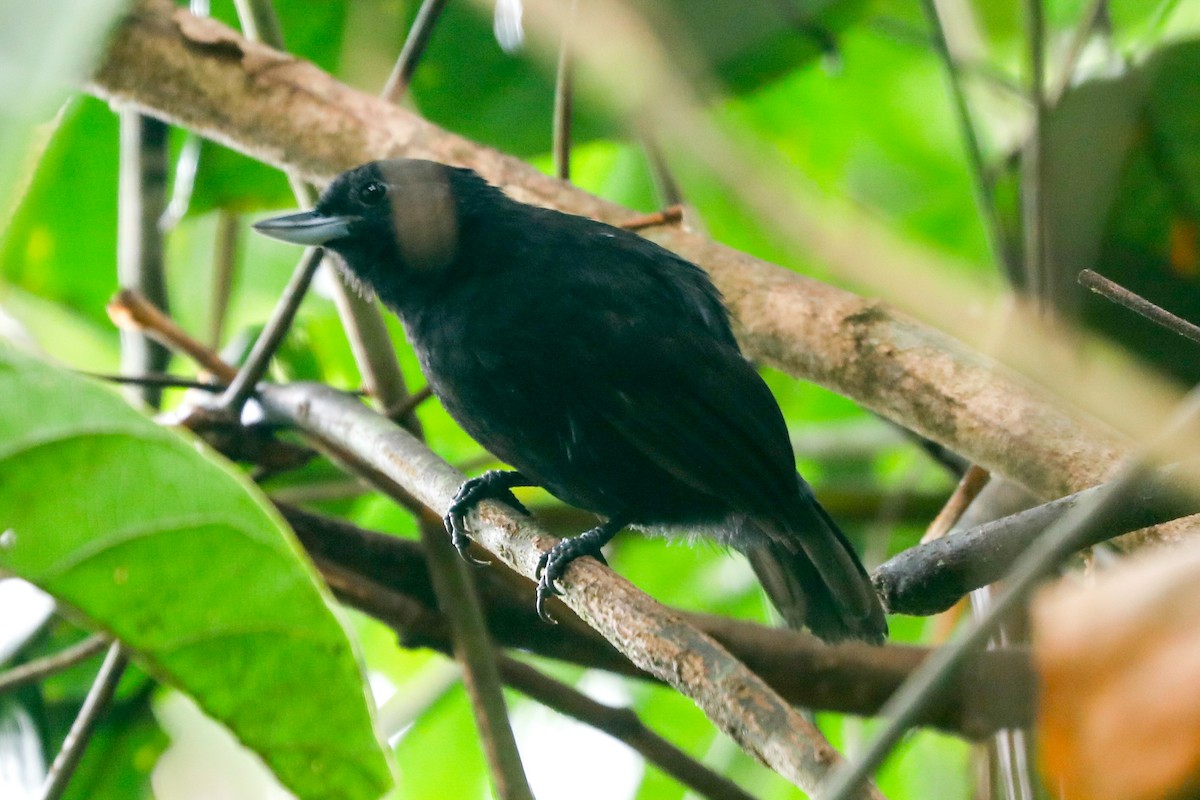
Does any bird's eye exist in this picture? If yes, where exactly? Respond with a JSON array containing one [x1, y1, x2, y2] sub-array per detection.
[[357, 181, 387, 207]]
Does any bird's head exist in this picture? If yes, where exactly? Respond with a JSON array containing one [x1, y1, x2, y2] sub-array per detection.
[[254, 159, 493, 307]]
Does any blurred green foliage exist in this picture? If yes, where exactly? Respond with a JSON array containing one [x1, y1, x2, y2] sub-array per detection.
[[0, 348, 394, 800], [3, 0, 1200, 798]]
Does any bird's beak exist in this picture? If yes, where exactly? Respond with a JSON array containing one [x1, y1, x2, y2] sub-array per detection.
[[253, 210, 358, 246]]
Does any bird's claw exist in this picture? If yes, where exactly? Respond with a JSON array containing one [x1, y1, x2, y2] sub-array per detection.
[[444, 471, 531, 565], [447, 513, 491, 565], [444, 501, 492, 567], [533, 532, 610, 624]]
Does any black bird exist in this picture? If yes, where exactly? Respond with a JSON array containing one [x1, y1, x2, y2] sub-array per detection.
[[255, 159, 887, 643]]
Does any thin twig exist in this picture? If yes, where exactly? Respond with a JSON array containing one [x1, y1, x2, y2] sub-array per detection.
[[0, 635, 110, 695], [107, 291, 320, 474], [499, 658, 757, 800], [327, 287, 420, 427], [381, 0, 449, 103], [918, 0, 1019, 278], [823, 384, 1200, 800], [619, 204, 683, 231], [230, 0, 284, 48], [640, 135, 684, 207], [922, 464, 990, 544], [388, 384, 434, 427], [874, 464, 1197, 615], [38, 642, 129, 800], [215, 246, 325, 408], [1079, 268, 1200, 346], [415, 512, 535, 800], [108, 289, 237, 382], [969, 585, 1036, 800], [885, 419, 970, 477], [1050, 0, 1109, 103], [208, 210, 241, 347], [869, 15, 1026, 99], [79, 371, 224, 392], [117, 110, 171, 408], [1021, 0, 1049, 307], [552, 0, 577, 181]]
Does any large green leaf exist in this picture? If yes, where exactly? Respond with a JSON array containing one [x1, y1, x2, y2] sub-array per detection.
[[0, 347, 393, 800]]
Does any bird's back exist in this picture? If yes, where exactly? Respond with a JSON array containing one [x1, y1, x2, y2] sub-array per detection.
[[408, 191, 888, 643]]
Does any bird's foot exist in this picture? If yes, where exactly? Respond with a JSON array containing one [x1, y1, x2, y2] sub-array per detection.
[[534, 520, 622, 623], [443, 470, 531, 565]]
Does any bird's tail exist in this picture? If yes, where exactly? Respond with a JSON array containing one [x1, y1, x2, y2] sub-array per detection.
[[739, 484, 887, 644]]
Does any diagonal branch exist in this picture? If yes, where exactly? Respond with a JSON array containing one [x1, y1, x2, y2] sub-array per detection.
[[317, 556, 758, 800], [88, 0, 1131, 503], [258, 381, 885, 799], [282, 503, 1037, 737], [875, 466, 1200, 616]]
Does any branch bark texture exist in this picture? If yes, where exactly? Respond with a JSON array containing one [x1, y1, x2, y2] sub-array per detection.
[[259, 382, 883, 799], [282, 504, 1036, 737], [875, 471, 1200, 615], [89, 0, 1128, 501]]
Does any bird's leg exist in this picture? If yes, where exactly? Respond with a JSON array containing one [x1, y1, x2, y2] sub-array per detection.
[[535, 516, 627, 622], [444, 469, 533, 564]]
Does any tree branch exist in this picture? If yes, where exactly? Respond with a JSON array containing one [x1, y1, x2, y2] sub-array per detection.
[[0, 634, 110, 694], [258, 382, 884, 798], [874, 467, 1200, 616], [116, 110, 171, 409], [38, 643, 129, 800], [281, 503, 1036, 737], [822, 386, 1200, 800], [1079, 268, 1200, 346], [318, 556, 757, 800], [88, 0, 1130, 502], [499, 658, 756, 800]]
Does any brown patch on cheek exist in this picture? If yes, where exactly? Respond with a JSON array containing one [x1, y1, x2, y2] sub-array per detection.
[[388, 171, 459, 273]]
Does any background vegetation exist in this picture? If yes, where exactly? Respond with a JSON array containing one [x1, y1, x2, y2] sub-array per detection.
[[2, 0, 1199, 798]]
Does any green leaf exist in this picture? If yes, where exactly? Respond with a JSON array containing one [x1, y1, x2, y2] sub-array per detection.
[[393, 685, 488, 800], [0, 347, 394, 800], [1, 97, 119, 330], [184, 142, 294, 217], [407, 1, 593, 157]]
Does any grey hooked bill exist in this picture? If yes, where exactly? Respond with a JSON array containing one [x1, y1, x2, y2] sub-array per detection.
[[253, 210, 356, 246]]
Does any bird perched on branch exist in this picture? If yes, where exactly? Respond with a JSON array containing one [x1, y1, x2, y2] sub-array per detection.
[[255, 159, 887, 643]]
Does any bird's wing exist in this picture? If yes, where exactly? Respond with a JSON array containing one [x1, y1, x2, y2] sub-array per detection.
[[557, 320, 801, 523]]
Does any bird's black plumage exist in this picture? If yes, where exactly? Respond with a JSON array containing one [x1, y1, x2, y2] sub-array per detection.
[[255, 159, 888, 643]]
